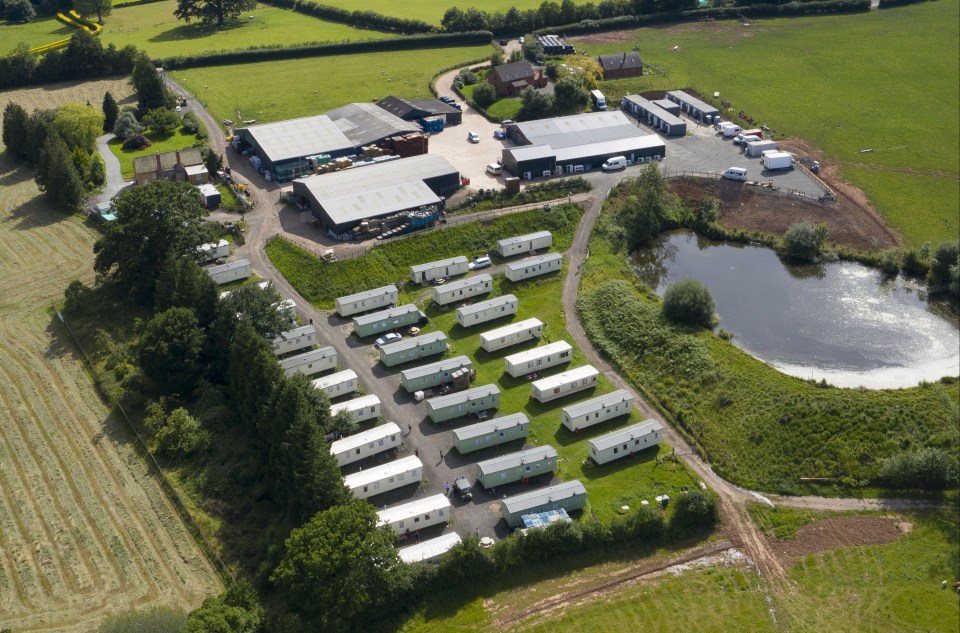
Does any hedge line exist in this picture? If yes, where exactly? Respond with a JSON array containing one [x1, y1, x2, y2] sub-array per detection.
[[114, 0, 167, 7], [878, 0, 936, 6], [258, 0, 434, 34]]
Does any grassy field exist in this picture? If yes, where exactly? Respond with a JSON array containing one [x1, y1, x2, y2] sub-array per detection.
[[0, 15, 74, 54], [169, 43, 493, 124], [576, 2, 960, 247], [327, 0, 567, 25], [109, 127, 202, 179]]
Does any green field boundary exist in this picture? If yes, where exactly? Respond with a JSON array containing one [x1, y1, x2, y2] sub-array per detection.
[[25, 10, 102, 56]]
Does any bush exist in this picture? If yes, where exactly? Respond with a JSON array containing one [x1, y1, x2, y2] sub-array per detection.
[[471, 82, 497, 108], [880, 448, 960, 490], [670, 489, 718, 534], [3, 0, 36, 22], [143, 107, 181, 136], [662, 279, 715, 328], [155, 408, 210, 459], [929, 240, 959, 295], [122, 134, 151, 150], [781, 221, 828, 260], [113, 111, 143, 139], [180, 111, 202, 134], [457, 69, 479, 85]]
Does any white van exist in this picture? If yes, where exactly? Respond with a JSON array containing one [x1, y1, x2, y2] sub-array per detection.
[[734, 134, 761, 146], [486, 162, 502, 175], [721, 124, 743, 138], [601, 156, 627, 171], [721, 167, 748, 181]]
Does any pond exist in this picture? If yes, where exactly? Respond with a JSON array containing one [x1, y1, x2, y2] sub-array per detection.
[[631, 232, 960, 389]]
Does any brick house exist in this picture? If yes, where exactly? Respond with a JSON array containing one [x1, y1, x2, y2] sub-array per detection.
[[597, 52, 644, 80], [487, 61, 547, 98], [132, 147, 208, 186]]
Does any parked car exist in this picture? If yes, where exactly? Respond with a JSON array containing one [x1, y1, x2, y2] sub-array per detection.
[[721, 167, 748, 181], [375, 333, 402, 348], [453, 477, 473, 501], [499, 39, 508, 46], [469, 255, 492, 270], [486, 162, 502, 175], [493, 129, 505, 140], [439, 95, 455, 104], [467, 131, 480, 143], [519, 37, 525, 45], [500, 119, 514, 126]]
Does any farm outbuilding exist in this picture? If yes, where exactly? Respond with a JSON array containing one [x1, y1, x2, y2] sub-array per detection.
[[196, 239, 230, 263], [205, 259, 250, 285], [410, 256, 469, 284], [452, 413, 531, 455], [496, 231, 553, 258], [501, 480, 587, 528], [379, 332, 449, 367], [561, 389, 634, 432], [536, 34, 575, 55], [311, 369, 358, 399], [455, 295, 518, 328], [398, 532, 463, 564], [271, 324, 318, 357], [504, 253, 563, 282], [665, 90, 720, 123], [426, 384, 501, 423], [335, 284, 399, 318], [329, 420, 398, 467], [652, 99, 681, 115], [376, 493, 450, 536], [588, 419, 663, 465], [432, 274, 493, 306], [399, 355, 473, 393], [531, 365, 599, 403], [476, 445, 558, 489], [479, 318, 544, 353], [621, 95, 687, 137], [352, 304, 423, 338], [344, 455, 423, 499], [278, 346, 337, 377], [504, 340, 573, 378], [329, 394, 382, 425], [376, 95, 463, 127], [197, 183, 221, 208]]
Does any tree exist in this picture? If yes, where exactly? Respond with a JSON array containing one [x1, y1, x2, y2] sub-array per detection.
[[2, 43, 37, 87], [489, 50, 505, 68], [131, 53, 171, 113], [154, 254, 219, 326], [662, 279, 715, 328], [24, 108, 56, 165], [518, 86, 553, 120], [143, 107, 180, 136], [2, 0, 35, 22], [553, 76, 589, 113], [781, 221, 828, 261], [97, 606, 187, 633], [270, 500, 400, 631], [54, 102, 104, 154], [155, 407, 209, 458], [669, 489, 718, 533], [203, 148, 223, 175], [102, 91, 118, 132], [138, 307, 204, 394], [471, 82, 497, 108], [456, 70, 478, 86], [36, 135, 86, 211], [89, 153, 106, 188], [2, 101, 29, 159], [219, 282, 289, 338], [929, 240, 959, 294], [180, 110, 203, 134], [508, 48, 524, 63], [174, 0, 256, 27], [113, 110, 143, 139], [122, 133, 151, 150], [226, 322, 283, 430], [184, 579, 263, 633], [74, 0, 112, 23]]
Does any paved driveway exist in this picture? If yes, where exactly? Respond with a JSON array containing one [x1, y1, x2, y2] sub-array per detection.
[[93, 133, 133, 205]]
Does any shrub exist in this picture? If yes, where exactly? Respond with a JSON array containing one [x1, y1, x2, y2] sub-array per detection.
[[781, 221, 828, 260], [929, 240, 959, 294], [880, 448, 960, 490], [3, 0, 36, 22], [471, 82, 497, 108], [113, 111, 143, 139], [155, 408, 210, 459], [122, 134, 151, 150], [457, 69, 479, 85], [662, 279, 715, 328], [180, 111, 202, 134], [670, 489, 718, 534], [877, 249, 900, 275], [143, 107, 180, 136]]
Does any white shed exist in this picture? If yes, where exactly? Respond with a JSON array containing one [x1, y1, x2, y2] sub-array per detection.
[[344, 455, 423, 499], [496, 231, 553, 258], [531, 365, 599, 403], [504, 341, 573, 378], [196, 239, 230, 263], [432, 274, 493, 306], [329, 421, 399, 467], [311, 369, 358, 399], [376, 493, 451, 535], [399, 355, 473, 393], [398, 532, 463, 563], [504, 252, 563, 282], [455, 294, 518, 328], [335, 284, 399, 317], [587, 419, 663, 465], [278, 346, 337, 377], [561, 389, 634, 432], [379, 332, 449, 367], [410, 256, 469, 284], [206, 259, 251, 285], [271, 324, 318, 357], [479, 318, 544, 353], [329, 394, 382, 425]]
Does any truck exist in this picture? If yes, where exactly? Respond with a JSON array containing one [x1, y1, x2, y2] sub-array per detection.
[[590, 90, 607, 111], [761, 150, 794, 171]]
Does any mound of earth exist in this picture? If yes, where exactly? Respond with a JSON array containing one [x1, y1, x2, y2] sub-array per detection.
[[768, 515, 908, 564]]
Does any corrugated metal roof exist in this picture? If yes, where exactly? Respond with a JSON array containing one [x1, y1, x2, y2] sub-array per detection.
[[278, 346, 335, 370], [509, 112, 664, 164], [337, 284, 397, 305], [400, 355, 471, 381], [345, 455, 422, 489], [325, 102, 421, 148], [502, 480, 586, 514], [398, 532, 462, 563], [438, 273, 492, 293], [376, 493, 449, 525], [353, 303, 420, 326], [532, 365, 598, 391], [427, 384, 500, 410], [504, 252, 562, 272], [589, 419, 662, 452], [330, 420, 398, 454], [562, 389, 633, 418], [453, 413, 529, 442], [312, 369, 357, 390], [207, 258, 250, 274], [380, 331, 447, 355], [457, 294, 517, 318], [476, 445, 557, 476], [481, 318, 543, 341], [411, 256, 469, 274], [497, 231, 552, 248], [505, 144, 555, 162], [504, 341, 572, 365], [329, 394, 381, 416], [239, 115, 353, 164], [666, 90, 719, 114], [555, 136, 664, 162]]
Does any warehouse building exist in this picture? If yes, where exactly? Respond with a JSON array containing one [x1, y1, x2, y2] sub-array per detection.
[[531, 365, 599, 403], [329, 420, 398, 467], [588, 419, 662, 465], [426, 384, 501, 423], [376, 95, 463, 127], [379, 332, 449, 367], [621, 95, 687, 137], [476, 445, 558, 489], [399, 355, 473, 393], [501, 480, 587, 528], [345, 455, 423, 499], [504, 252, 563, 282], [452, 413, 530, 455], [561, 389, 634, 432], [455, 294, 518, 328], [432, 273, 493, 306], [352, 304, 424, 339], [665, 90, 720, 123], [410, 256, 469, 284], [504, 340, 573, 378], [398, 532, 462, 563], [496, 231, 552, 257], [479, 318, 543, 353], [377, 494, 450, 536], [329, 394, 382, 426], [335, 284, 399, 318], [278, 346, 337, 377]]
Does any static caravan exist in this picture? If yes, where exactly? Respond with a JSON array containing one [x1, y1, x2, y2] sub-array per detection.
[[497, 231, 553, 258], [329, 394, 382, 425], [311, 369, 358, 399], [399, 356, 473, 393], [335, 284, 399, 318], [501, 480, 587, 528], [220, 280, 269, 300], [588, 419, 663, 465], [398, 532, 463, 563], [196, 239, 230, 263], [344, 455, 423, 499], [504, 253, 563, 282], [275, 299, 297, 322], [531, 365, 599, 403], [432, 274, 493, 306], [352, 304, 422, 339], [426, 384, 501, 423], [278, 346, 338, 377], [480, 318, 543, 353], [452, 413, 530, 455], [206, 259, 251, 285], [376, 494, 451, 536], [561, 389, 634, 432], [410, 256, 469, 284], [329, 420, 399, 467], [504, 341, 573, 378], [271, 324, 318, 357], [379, 332, 449, 368], [455, 294, 518, 328], [476, 445, 558, 489]]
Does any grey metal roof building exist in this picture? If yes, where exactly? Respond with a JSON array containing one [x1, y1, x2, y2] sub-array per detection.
[[376, 96, 462, 126], [621, 95, 686, 137], [325, 102, 421, 148], [665, 90, 720, 123]]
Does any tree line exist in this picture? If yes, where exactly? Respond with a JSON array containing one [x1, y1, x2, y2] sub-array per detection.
[[0, 29, 137, 90]]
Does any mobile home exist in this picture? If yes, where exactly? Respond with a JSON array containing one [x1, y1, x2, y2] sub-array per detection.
[[432, 274, 493, 306], [501, 480, 587, 528], [278, 346, 338, 377], [588, 419, 663, 465], [398, 532, 463, 563], [476, 445, 558, 489], [455, 294, 518, 328], [479, 318, 543, 353], [410, 256, 469, 284], [311, 369, 358, 399], [196, 239, 230, 263], [271, 324, 318, 357], [504, 253, 563, 282], [452, 413, 531, 455], [561, 389, 634, 432], [220, 280, 269, 300], [426, 384, 501, 423], [344, 455, 423, 499], [504, 341, 573, 378], [376, 493, 450, 535], [379, 332, 449, 367], [329, 420, 399, 467], [531, 365, 599, 403], [352, 304, 423, 339], [329, 394, 382, 425], [206, 259, 251, 285], [496, 231, 553, 258], [399, 356, 473, 392], [335, 284, 399, 318]]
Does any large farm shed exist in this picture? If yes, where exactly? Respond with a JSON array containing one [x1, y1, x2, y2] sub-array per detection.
[[480, 318, 543, 353], [476, 445, 558, 489], [621, 95, 687, 137], [501, 480, 587, 528], [410, 256, 469, 284], [292, 154, 461, 234], [376, 95, 463, 127], [665, 90, 720, 123], [561, 389, 634, 432], [329, 420, 399, 467], [206, 259, 250, 285], [426, 384, 501, 423], [399, 355, 473, 393], [432, 274, 493, 306], [271, 324, 318, 357], [398, 532, 462, 563], [504, 252, 563, 282], [329, 394, 382, 425], [456, 294, 518, 328], [504, 340, 573, 378], [344, 455, 423, 499], [501, 112, 665, 180], [531, 365, 599, 403], [379, 332, 449, 367], [588, 419, 663, 465], [278, 346, 337, 377], [377, 494, 451, 536], [335, 284, 399, 317], [311, 369, 358, 399], [496, 231, 552, 257], [452, 413, 530, 455], [352, 303, 423, 338]]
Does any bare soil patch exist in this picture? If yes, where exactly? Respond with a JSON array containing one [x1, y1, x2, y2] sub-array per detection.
[[768, 515, 907, 564]]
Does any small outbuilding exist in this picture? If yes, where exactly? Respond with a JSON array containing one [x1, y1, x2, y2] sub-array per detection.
[[665, 90, 720, 123], [561, 389, 634, 432], [452, 413, 530, 455], [479, 318, 544, 353], [504, 253, 563, 282], [329, 420, 398, 467], [345, 455, 423, 499], [196, 239, 230, 264], [504, 341, 573, 378], [352, 304, 423, 339], [336, 284, 399, 317], [426, 384, 501, 423], [205, 259, 250, 285], [379, 332, 449, 367], [501, 480, 587, 528], [311, 369, 358, 399], [587, 419, 663, 465], [329, 394, 382, 425], [197, 183, 221, 209], [376, 493, 450, 535], [278, 346, 338, 377], [399, 355, 473, 393], [531, 365, 599, 403], [496, 231, 553, 258], [476, 445, 558, 490], [455, 294, 518, 328], [410, 256, 469, 284], [432, 274, 493, 306], [398, 532, 463, 564], [271, 324, 318, 357], [621, 95, 687, 137]]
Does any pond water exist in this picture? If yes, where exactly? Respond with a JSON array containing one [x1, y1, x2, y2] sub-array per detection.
[[631, 232, 960, 389]]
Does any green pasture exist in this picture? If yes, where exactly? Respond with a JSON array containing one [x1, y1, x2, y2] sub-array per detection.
[[108, 127, 202, 179], [335, 0, 564, 25], [0, 16, 73, 55], [169, 43, 492, 124], [578, 2, 960, 246]]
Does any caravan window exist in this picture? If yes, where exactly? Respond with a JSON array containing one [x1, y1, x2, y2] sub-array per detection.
[[355, 448, 361, 455]]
